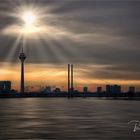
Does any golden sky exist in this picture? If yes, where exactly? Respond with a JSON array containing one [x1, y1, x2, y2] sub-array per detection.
[[0, 63, 140, 92]]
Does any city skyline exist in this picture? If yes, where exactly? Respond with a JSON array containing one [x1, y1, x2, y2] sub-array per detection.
[[0, 0, 140, 92], [0, 63, 139, 92], [0, 79, 137, 94]]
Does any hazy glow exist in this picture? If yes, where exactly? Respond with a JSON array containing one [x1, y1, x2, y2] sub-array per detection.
[[20, 25, 41, 34], [1, 4, 69, 37], [20, 10, 41, 34], [22, 11, 35, 25]]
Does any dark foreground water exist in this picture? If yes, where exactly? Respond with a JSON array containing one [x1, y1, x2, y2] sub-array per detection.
[[0, 98, 140, 140]]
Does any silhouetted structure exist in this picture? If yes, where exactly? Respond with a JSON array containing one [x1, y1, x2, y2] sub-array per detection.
[[129, 86, 135, 93], [127, 86, 135, 99], [113, 85, 121, 94], [71, 64, 74, 95], [97, 87, 102, 97], [54, 88, 61, 93], [68, 64, 74, 97], [83, 87, 88, 93], [0, 81, 11, 93], [19, 47, 26, 94], [42, 86, 51, 93], [106, 85, 121, 96], [68, 64, 70, 96]]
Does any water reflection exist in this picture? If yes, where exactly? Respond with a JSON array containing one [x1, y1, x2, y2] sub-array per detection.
[[0, 98, 140, 139]]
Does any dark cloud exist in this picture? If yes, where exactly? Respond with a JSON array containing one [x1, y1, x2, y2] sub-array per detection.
[[0, 0, 140, 81], [81, 65, 140, 80]]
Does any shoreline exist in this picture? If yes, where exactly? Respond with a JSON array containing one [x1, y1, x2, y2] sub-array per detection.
[[0, 92, 140, 100]]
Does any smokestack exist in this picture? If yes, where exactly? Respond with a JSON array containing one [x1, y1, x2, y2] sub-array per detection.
[[68, 64, 70, 95], [71, 64, 73, 95]]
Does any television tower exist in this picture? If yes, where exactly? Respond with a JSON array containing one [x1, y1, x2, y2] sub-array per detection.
[[19, 44, 26, 94]]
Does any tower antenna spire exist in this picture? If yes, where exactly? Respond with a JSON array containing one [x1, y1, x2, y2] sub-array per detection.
[[21, 38, 24, 53], [22, 45, 23, 53]]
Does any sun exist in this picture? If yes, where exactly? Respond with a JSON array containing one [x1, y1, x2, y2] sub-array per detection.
[[22, 11, 36, 25], [3, 5, 49, 36], [20, 10, 42, 34]]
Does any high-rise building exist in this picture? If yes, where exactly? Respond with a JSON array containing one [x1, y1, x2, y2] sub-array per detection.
[[19, 47, 26, 94], [0, 81, 11, 93], [106, 85, 121, 94]]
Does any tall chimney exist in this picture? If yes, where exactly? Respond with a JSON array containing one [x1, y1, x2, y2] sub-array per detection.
[[68, 64, 70, 95], [71, 64, 73, 95]]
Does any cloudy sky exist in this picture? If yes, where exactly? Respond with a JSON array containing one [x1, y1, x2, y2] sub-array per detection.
[[0, 0, 140, 91]]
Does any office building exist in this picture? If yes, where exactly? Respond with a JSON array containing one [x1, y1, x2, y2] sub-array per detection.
[[106, 85, 121, 94]]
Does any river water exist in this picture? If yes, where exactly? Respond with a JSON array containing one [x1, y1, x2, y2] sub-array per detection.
[[0, 98, 140, 139]]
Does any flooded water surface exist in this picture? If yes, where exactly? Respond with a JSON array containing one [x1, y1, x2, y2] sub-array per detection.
[[0, 98, 140, 139]]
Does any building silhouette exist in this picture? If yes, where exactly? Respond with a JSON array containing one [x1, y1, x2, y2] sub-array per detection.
[[54, 88, 61, 93], [68, 64, 74, 97], [106, 85, 111, 94], [127, 86, 135, 98], [19, 47, 26, 94], [97, 87, 102, 94], [129, 86, 135, 93], [106, 84, 121, 95], [0, 81, 11, 93], [113, 85, 121, 94], [83, 86, 88, 93], [42, 86, 51, 93]]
